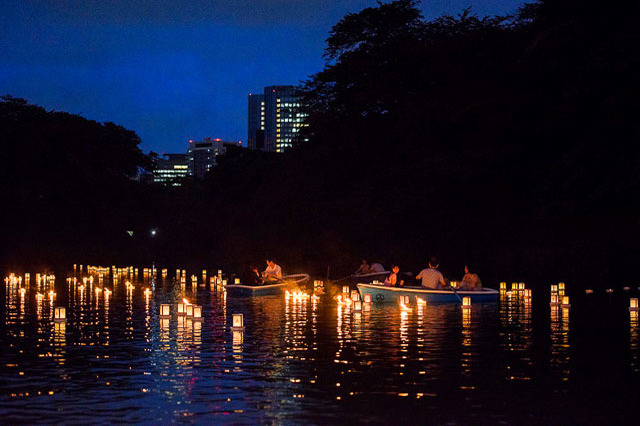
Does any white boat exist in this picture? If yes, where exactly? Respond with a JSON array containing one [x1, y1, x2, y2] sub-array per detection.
[[357, 282, 499, 303]]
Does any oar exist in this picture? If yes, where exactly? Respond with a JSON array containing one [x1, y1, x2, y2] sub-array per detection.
[[330, 274, 354, 283], [448, 282, 463, 303]]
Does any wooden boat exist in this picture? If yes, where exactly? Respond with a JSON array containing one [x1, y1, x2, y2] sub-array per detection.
[[357, 282, 499, 303], [225, 274, 310, 296]]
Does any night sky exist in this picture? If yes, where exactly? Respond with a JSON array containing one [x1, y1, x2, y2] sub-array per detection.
[[1, 0, 524, 153]]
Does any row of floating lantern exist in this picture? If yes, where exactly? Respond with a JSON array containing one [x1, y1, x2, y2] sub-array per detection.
[[499, 282, 532, 299], [159, 299, 203, 320], [549, 282, 570, 308]]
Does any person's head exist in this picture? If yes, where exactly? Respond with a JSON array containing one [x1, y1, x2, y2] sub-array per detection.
[[392, 265, 400, 273], [266, 258, 275, 267], [428, 257, 439, 268], [250, 265, 258, 272], [464, 265, 470, 274], [361, 259, 368, 265]]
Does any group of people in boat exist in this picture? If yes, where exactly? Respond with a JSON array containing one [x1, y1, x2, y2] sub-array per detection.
[[246, 258, 283, 286], [355, 257, 482, 291]]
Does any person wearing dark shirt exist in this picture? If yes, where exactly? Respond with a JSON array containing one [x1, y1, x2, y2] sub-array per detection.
[[246, 265, 262, 286]]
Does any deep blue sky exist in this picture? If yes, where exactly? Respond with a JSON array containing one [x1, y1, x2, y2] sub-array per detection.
[[1, 0, 524, 153]]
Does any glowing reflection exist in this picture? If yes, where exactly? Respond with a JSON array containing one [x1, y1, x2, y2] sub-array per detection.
[[549, 304, 571, 381], [499, 288, 534, 381], [53, 321, 66, 365], [631, 311, 639, 372]]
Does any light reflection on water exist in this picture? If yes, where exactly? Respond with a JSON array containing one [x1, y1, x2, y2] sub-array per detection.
[[2, 271, 640, 423]]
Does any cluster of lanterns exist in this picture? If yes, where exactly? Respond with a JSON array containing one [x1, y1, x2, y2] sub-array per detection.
[[159, 298, 203, 320], [499, 282, 533, 301], [285, 289, 317, 302], [335, 286, 372, 313], [549, 282, 570, 308]]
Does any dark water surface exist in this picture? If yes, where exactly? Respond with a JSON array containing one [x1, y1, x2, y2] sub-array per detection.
[[1, 270, 639, 424]]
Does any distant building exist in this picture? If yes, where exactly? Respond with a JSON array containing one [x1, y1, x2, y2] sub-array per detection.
[[153, 153, 190, 185], [248, 85, 308, 153], [248, 93, 265, 150], [187, 138, 242, 178]]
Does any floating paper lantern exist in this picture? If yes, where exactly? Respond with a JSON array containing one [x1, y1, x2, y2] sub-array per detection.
[[351, 290, 359, 301], [54, 307, 66, 322], [630, 298, 639, 312], [192, 305, 202, 319], [462, 297, 471, 309], [342, 286, 349, 294], [232, 313, 244, 329], [500, 282, 506, 291], [20, 288, 25, 297], [551, 284, 558, 293], [518, 283, 525, 291], [550, 293, 560, 306], [450, 281, 458, 289], [234, 278, 240, 284], [585, 289, 593, 294], [400, 295, 410, 305], [524, 289, 532, 299], [623, 287, 630, 291], [353, 300, 362, 311], [558, 282, 565, 291], [177, 300, 188, 315], [416, 297, 426, 306], [561, 296, 571, 308], [160, 304, 170, 317], [606, 289, 614, 293], [363, 293, 372, 303], [186, 304, 194, 317]]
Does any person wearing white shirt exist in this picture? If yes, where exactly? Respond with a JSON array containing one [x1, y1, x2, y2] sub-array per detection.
[[262, 258, 283, 282], [416, 257, 446, 289], [369, 262, 385, 273]]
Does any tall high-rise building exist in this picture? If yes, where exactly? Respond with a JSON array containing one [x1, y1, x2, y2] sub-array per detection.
[[248, 93, 265, 150], [248, 85, 308, 153]]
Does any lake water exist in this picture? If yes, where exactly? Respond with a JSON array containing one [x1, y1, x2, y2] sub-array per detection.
[[1, 269, 639, 424]]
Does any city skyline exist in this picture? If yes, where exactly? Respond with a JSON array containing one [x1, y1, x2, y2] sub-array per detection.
[[0, 0, 524, 153]]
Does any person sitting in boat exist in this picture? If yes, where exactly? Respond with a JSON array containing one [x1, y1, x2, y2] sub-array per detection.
[[416, 257, 446, 289], [354, 259, 370, 275], [369, 262, 385, 273], [384, 265, 404, 287], [262, 258, 283, 282], [246, 265, 263, 286], [460, 265, 482, 291]]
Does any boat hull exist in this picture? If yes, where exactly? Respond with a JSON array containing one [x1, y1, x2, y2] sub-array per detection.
[[357, 283, 499, 303], [226, 274, 309, 296]]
